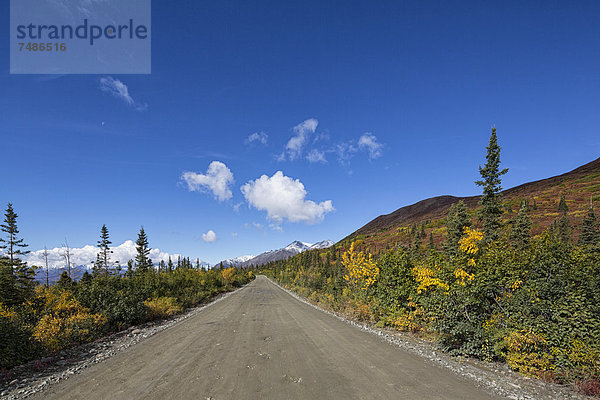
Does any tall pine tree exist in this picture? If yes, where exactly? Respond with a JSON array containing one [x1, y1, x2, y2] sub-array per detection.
[[511, 200, 532, 248], [93, 224, 113, 276], [444, 200, 471, 254], [0, 203, 34, 305], [557, 194, 571, 243], [135, 226, 152, 273], [475, 128, 508, 242], [579, 203, 599, 246]]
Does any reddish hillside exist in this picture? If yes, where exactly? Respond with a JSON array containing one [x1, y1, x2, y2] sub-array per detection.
[[345, 157, 600, 251]]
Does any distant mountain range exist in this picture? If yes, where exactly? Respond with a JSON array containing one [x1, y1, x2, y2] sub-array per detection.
[[222, 240, 334, 268], [218, 254, 256, 267]]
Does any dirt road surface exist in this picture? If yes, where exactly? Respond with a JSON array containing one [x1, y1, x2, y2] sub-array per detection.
[[31, 276, 502, 399]]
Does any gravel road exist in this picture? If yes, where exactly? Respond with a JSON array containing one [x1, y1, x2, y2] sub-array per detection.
[[30, 275, 503, 399]]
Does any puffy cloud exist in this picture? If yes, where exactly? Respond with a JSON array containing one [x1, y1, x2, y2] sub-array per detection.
[[306, 149, 327, 163], [99, 76, 147, 111], [201, 230, 218, 243], [241, 171, 334, 225], [181, 161, 234, 201], [282, 118, 318, 161], [358, 133, 384, 159], [24, 241, 184, 269], [246, 132, 268, 145]]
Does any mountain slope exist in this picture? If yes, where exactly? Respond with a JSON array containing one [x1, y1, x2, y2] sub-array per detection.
[[346, 157, 600, 250]]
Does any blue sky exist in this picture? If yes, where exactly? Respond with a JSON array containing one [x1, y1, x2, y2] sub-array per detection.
[[1, 0, 600, 265]]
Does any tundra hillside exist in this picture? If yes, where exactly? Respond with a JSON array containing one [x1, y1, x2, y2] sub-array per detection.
[[257, 129, 600, 397]]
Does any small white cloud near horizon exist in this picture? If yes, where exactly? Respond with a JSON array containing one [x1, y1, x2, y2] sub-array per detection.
[[358, 133, 384, 159], [99, 76, 147, 111], [181, 161, 234, 202], [201, 230, 218, 243], [306, 149, 327, 163], [246, 132, 268, 145], [281, 118, 318, 161], [241, 171, 334, 225]]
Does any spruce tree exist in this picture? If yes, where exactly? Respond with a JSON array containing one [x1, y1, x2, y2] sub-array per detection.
[[511, 200, 532, 248], [0, 204, 30, 272], [445, 200, 471, 254], [94, 224, 112, 276], [135, 226, 152, 273], [558, 194, 568, 214], [428, 232, 435, 250], [168, 256, 174, 272], [0, 204, 34, 304], [556, 194, 571, 243], [579, 204, 599, 246], [475, 128, 508, 243]]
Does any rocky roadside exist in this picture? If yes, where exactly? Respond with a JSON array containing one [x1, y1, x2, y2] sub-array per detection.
[[0, 286, 246, 400], [269, 278, 593, 400]]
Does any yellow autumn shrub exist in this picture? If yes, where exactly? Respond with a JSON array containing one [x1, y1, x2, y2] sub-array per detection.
[[32, 289, 107, 352], [504, 329, 554, 376], [221, 267, 236, 285], [342, 241, 379, 290], [144, 297, 183, 320]]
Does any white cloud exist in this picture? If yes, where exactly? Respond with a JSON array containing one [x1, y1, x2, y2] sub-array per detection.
[[181, 161, 234, 202], [335, 142, 358, 166], [358, 133, 383, 159], [282, 118, 318, 161], [241, 171, 334, 225], [233, 202, 243, 212], [201, 230, 218, 243], [99, 76, 147, 111], [246, 132, 268, 145], [24, 241, 184, 269], [306, 149, 327, 163]]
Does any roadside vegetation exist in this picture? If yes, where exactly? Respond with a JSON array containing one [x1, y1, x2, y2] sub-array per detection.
[[0, 210, 253, 374], [257, 129, 600, 396]]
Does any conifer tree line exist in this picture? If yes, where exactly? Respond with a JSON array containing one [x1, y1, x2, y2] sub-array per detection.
[[257, 127, 600, 393]]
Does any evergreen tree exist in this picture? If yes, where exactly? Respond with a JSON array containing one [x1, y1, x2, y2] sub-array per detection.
[[445, 200, 471, 254], [510, 200, 532, 248], [475, 128, 508, 242], [428, 232, 435, 250], [135, 226, 152, 273], [579, 203, 599, 246], [94, 224, 112, 276], [558, 194, 568, 214], [126, 259, 134, 277], [556, 195, 571, 243], [0, 204, 34, 304], [56, 271, 75, 291], [0, 204, 30, 272], [80, 271, 93, 285], [168, 256, 174, 272]]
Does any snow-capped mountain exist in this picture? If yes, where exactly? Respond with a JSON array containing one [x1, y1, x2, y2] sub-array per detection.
[[283, 241, 312, 253], [236, 240, 334, 267], [308, 240, 335, 250], [218, 255, 255, 267]]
